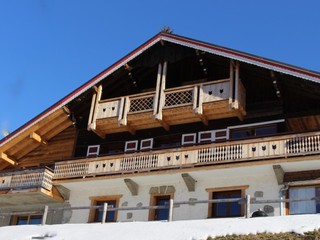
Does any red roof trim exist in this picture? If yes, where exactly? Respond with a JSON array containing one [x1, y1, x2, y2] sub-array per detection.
[[163, 33, 320, 79]]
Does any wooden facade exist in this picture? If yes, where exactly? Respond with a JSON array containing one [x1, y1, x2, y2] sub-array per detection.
[[0, 32, 320, 225]]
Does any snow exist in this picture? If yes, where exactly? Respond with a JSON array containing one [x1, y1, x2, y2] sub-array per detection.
[[0, 215, 320, 240]]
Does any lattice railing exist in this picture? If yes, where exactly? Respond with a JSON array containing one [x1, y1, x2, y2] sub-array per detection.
[[120, 154, 159, 171], [0, 168, 53, 191], [129, 95, 154, 113], [164, 88, 193, 107]]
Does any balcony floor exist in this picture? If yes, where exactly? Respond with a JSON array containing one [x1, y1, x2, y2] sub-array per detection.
[[0, 187, 64, 207]]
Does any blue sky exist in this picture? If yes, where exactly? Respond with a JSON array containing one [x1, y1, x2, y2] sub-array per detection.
[[1, 0, 320, 135]]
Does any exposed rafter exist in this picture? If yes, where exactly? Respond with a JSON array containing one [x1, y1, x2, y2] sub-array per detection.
[[0, 152, 16, 166]]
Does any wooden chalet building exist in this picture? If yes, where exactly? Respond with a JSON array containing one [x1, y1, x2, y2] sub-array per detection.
[[0, 32, 320, 225]]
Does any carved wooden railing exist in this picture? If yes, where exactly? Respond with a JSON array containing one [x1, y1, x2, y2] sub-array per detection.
[[0, 168, 53, 191], [54, 131, 320, 180], [94, 79, 233, 121]]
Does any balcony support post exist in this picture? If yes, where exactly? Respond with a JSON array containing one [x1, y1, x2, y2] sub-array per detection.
[[88, 85, 102, 132]]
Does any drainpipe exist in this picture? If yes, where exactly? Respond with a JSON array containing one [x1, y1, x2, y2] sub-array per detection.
[[279, 184, 289, 216]]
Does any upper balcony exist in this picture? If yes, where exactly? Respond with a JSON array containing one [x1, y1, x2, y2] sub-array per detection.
[[0, 168, 66, 208], [87, 77, 246, 138], [53, 131, 320, 180]]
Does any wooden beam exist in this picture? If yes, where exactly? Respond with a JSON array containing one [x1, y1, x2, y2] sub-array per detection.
[[181, 173, 197, 192], [0, 152, 16, 166], [273, 165, 285, 185], [124, 178, 139, 196], [30, 132, 48, 145], [156, 119, 170, 131]]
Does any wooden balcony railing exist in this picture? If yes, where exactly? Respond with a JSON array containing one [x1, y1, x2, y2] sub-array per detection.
[[88, 78, 246, 137], [54, 131, 320, 180], [0, 168, 53, 191]]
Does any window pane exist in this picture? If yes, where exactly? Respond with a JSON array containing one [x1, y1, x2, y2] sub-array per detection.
[[289, 187, 316, 214], [29, 216, 42, 225], [255, 125, 277, 136], [16, 216, 28, 225], [212, 190, 241, 218], [95, 201, 116, 223]]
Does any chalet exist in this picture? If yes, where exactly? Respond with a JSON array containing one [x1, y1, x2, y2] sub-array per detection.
[[0, 32, 320, 226]]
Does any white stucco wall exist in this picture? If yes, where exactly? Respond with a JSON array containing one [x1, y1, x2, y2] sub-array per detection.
[[62, 159, 319, 223]]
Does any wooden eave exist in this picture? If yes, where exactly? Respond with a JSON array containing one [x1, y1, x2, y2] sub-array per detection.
[[1, 32, 320, 169], [0, 108, 72, 170]]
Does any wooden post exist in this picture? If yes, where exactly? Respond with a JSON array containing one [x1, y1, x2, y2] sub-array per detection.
[[229, 60, 234, 108], [168, 198, 174, 222], [101, 203, 108, 224], [153, 63, 163, 117], [88, 85, 102, 131], [245, 195, 251, 218], [42, 205, 49, 225], [233, 61, 240, 109], [87, 90, 97, 130]]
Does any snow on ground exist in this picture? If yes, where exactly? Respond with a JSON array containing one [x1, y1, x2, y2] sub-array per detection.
[[0, 215, 320, 240]]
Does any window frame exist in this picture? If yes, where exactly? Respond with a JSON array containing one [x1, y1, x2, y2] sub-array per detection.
[[88, 195, 122, 223], [140, 138, 154, 151], [11, 214, 43, 225], [287, 184, 320, 215], [87, 145, 100, 157], [206, 185, 248, 218], [148, 193, 174, 221], [124, 140, 139, 152], [181, 133, 197, 146]]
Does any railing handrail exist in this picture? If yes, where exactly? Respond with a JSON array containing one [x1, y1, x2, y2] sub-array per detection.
[[1, 195, 320, 224], [0, 167, 53, 177]]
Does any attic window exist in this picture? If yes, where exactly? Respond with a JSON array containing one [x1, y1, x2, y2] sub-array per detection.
[[125, 140, 138, 152], [182, 133, 197, 146], [87, 145, 100, 157], [140, 138, 153, 151]]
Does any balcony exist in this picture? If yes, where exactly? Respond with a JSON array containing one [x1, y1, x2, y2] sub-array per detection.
[[54, 131, 320, 180], [88, 78, 246, 137], [0, 168, 65, 208]]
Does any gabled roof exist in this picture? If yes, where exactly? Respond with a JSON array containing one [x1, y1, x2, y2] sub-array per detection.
[[1, 32, 320, 154]]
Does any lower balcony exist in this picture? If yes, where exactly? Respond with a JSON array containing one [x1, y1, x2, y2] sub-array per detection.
[[54, 131, 320, 180], [0, 168, 65, 208]]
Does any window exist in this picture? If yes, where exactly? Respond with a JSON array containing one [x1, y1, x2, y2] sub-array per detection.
[[89, 195, 122, 223], [87, 145, 100, 157], [207, 186, 247, 218], [181, 133, 196, 146], [230, 124, 277, 139], [289, 186, 320, 215], [11, 215, 42, 225], [140, 138, 153, 151], [124, 140, 138, 152], [149, 193, 173, 221], [198, 129, 228, 144]]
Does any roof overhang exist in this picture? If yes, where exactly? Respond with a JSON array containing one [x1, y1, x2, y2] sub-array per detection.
[[1, 32, 320, 152]]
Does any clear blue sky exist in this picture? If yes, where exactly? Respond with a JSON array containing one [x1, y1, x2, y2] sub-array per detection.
[[1, 0, 320, 135]]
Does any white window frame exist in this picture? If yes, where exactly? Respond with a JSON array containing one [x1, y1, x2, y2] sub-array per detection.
[[87, 145, 100, 157], [198, 130, 214, 143], [140, 138, 153, 150], [125, 140, 139, 152], [182, 133, 197, 145]]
